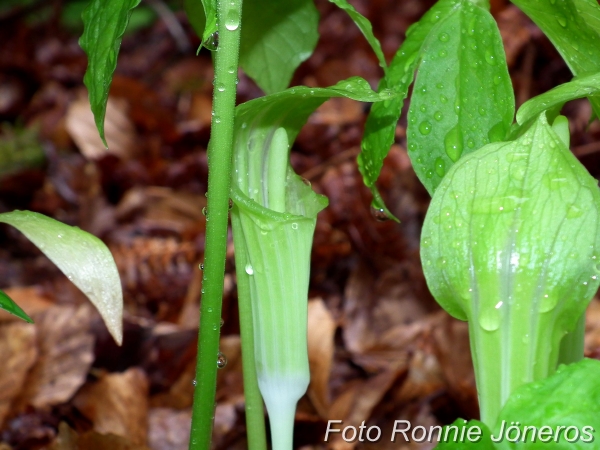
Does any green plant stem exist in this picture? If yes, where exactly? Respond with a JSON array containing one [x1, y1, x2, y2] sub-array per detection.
[[189, 0, 243, 448], [470, 311, 561, 426], [231, 211, 268, 450]]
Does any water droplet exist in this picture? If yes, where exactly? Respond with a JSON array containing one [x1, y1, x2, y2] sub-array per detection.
[[566, 204, 583, 219], [202, 206, 207, 216], [440, 95, 448, 104], [57, 234, 63, 238], [479, 307, 500, 331], [438, 32, 449, 42], [478, 107, 486, 116], [228, 66, 235, 74], [435, 157, 446, 177], [220, 318, 225, 328], [245, 264, 254, 275], [192, 379, 197, 386], [438, 49, 448, 58], [200, 263, 205, 270], [419, 121, 432, 135], [425, 169, 434, 178], [215, 116, 221, 123], [408, 143, 417, 151], [229, 198, 234, 209], [203, 31, 219, 51], [420, 105, 427, 113], [216, 83, 225, 92], [436, 257, 447, 268], [434, 111, 443, 121], [421, 236, 431, 247], [484, 49, 496, 65], [291, 223, 298, 230], [444, 125, 463, 162], [557, 15, 567, 27], [217, 352, 227, 369], [207, 307, 213, 313], [225, 9, 240, 30], [467, 139, 475, 148], [371, 206, 389, 222]]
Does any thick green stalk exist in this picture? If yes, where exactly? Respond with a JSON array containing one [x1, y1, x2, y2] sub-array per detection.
[[189, 0, 242, 448], [231, 211, 268, 450]]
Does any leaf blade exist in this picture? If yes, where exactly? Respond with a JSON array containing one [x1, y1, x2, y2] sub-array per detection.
[[239, 0, 319, 94], [80, 0, 141, 146], [0, 289, 34, 323], [0, 211, 123, 344]]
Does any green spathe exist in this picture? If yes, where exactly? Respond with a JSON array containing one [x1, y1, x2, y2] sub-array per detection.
[[421, 113, 600, 426], [0, 211, 123, 344], [0, 289, 33, 323]]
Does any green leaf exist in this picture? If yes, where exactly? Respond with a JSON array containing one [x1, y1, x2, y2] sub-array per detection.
[[433, 419, 497, 449], [184, 0, 207, 41], [512, 0, 600, 118], [0, 211, 123, 344], [407, 0, 514, 195], [239, 0, 319, 94], [517, 72, 600, 126], [0, 290, 34, 323], [230, 77, 389, 449], [328, 0, 387, 72], [495, 359, 600, 448], [200, 0, 217, 44], [80, 0, 141, 146], [421, 113, 600, 423]]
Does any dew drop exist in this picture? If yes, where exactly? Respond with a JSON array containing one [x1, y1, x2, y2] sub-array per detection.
[[419, 121, 432, 135], [202, 206, 207, 216], [434, 111, 443, 121], [425, 169, 434, 178], [291, 223, 298, 230], [207, 306, 213, 313], [444, 125, 463, 162], [370, 206, 389, 222], [440, 95, 448, 104], [566, 204, 583, 219], [225, 9, 240, 30], [57, 234, 63, 239], [216, 83, 225, 92], [192, 379, 197, 386], [435, 157, 446, 177], [478, 307, 500, 331], [229, 198, 234, 210], [199, 263, 205, 270], [557, 15, 567, 27], [203, 31, 219, 51], [484, 49, 496, 65], [217, 352, 228, 369], [245, 263, 254, 275], [438, 32, 449, 42]]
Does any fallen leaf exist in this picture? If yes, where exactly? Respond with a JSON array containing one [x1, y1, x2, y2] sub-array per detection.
[[307, 298, 337, 418], [73, 368, 149, 446]]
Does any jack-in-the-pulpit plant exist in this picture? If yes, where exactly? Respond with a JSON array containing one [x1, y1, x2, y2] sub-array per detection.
[[230, 78, 391, 450], [420, 113, 600, 425]]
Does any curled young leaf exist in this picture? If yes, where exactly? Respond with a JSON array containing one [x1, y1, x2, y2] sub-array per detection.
[[0, 211, 123, 344], [421, 114, 600, 425]]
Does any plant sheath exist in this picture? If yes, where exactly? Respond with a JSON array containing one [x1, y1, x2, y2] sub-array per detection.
[[189, 0, 243, 448]]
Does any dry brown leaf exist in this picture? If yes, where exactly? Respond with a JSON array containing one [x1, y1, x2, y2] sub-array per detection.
[[0, 286, 54, 323], [0, 322, 37, 427], [431, 313, 479, 419], [327, 366, 406, 450], [52, 421, 151, 450], [307, 298, 337, 418], [14, 304, 94, 410], [147, 408, 191, 450], [73, 367, 149, 446], [65, 92, 137, 160]]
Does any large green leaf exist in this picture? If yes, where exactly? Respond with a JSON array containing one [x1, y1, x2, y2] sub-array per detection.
[[80, 0, 141, 146], [407, 0, 513, 195], [511, 0, 600, 117], [328, 0, 387, 72], [0, 290, 34, 323], [239, 0, 319, 94], [0, 211, 123, 344], [496, 358, 600, 449], [516, 72, 600, 126]]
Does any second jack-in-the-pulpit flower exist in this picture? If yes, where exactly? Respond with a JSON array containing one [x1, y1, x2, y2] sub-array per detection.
[[421, 113, 600, 426], [229, 78, 391, 450]]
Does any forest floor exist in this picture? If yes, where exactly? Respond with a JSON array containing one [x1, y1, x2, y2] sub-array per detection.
[[1, 0, 600, 449]]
